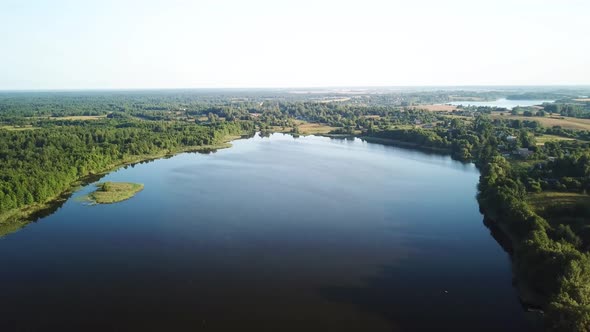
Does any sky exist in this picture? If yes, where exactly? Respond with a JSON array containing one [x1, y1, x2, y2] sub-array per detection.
[[1, 0, 589, 89]]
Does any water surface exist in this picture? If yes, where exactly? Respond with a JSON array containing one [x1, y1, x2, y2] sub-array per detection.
[[448, 98, 553, 109], [0, 134, 534, 331]]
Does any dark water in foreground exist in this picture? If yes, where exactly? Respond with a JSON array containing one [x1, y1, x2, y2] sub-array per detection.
[[0, 134, 534, 331]]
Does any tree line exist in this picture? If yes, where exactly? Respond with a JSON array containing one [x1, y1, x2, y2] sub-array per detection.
[[0, 120, 252, 216]]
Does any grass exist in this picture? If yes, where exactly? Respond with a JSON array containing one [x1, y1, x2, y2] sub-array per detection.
[[528, 192, 590, 211], [268, 120, 339, 135], [0, 125, 37, 131], [527, 192, 590, 227], [315, 97, 351, 103], [86, 182, 144, 204], [295, 121, 338, 135], [491, 114, 590, 131], [390, 124, 418, 130], [35, 115, 108, 121], [408, 104, 457, 112], [535, 134, 577, 145], [55, 115, 107, 120]]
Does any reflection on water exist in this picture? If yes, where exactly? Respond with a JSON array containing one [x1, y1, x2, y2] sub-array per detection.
[[0, 134, 534, 331]]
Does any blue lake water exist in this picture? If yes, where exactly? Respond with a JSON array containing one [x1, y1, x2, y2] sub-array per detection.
[[0, 133, 535, 331], [448, 98, 553, 109]]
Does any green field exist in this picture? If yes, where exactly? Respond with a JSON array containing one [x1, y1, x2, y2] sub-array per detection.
[[268, 120, 339, 136], [491, 114, 590, 131], [86, 182, 144, 204], [535, 134, 577, 145], [0, 125, 37, 131], [296, 121, 338, 135], [528, 191, 590, 213], [527, 191, 590, 228]]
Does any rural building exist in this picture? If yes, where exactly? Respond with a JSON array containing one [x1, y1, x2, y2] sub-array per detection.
[[515, 148, 533, 158]]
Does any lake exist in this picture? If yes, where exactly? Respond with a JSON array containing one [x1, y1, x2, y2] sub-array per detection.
[[0, 133, 536, 331], [448, 98, 553, 109]]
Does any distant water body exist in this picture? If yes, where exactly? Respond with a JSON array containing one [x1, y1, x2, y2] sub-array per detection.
[[448, 98, 553, 109], [0, 134, 537, 331]]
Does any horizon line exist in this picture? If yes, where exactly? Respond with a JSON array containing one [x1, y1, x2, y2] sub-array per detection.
[[1, 84, 590, 93]]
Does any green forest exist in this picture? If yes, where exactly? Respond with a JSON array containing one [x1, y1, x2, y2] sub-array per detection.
[[0, 117, 253, 223]]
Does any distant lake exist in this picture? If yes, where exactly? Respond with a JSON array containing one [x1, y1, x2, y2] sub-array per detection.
[[448, 98, 553, 109], [0, 134, 536, 331]]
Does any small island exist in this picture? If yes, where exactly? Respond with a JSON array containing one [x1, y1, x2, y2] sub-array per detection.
[[86, 182, 144, 204]]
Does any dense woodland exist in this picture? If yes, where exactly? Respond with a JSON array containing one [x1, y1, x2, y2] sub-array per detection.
[[1, 89, 590, 331], [0, 119, 252, 217]]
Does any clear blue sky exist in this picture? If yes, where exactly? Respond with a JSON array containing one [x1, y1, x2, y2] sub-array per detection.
[[1, 0, 588, 89]]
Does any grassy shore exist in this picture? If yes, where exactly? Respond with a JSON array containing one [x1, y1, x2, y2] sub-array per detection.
[[0, 134, 243, 236], [0, 188, 75, 237], [86, 182, 144, 204]]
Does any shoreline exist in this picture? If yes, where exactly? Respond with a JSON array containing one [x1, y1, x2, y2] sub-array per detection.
[[483, 216, 547, 306], [359, 136, 451, 154], [0, 130, 549, 312], [358, 134, 547, 319], [0, 134, 244, 236], [0, 128, 548, 328], [274, 128, 546, 317], [481, 216, 546, 330]]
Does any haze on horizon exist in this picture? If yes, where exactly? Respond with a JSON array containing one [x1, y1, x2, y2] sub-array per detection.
[[1, 0, 589, 90]]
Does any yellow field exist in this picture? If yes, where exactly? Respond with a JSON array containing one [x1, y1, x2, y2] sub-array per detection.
[[491, 114, 590, 131], [266, 121, 338, 136], [53, 115, 107, 120], [30, 115, 108, 121], [296, 121, 338, 135], [408, 104, 457, 112], [392, 124, 419, 130], [0, 125, 37, 131], [316, 97, 351, 103]]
